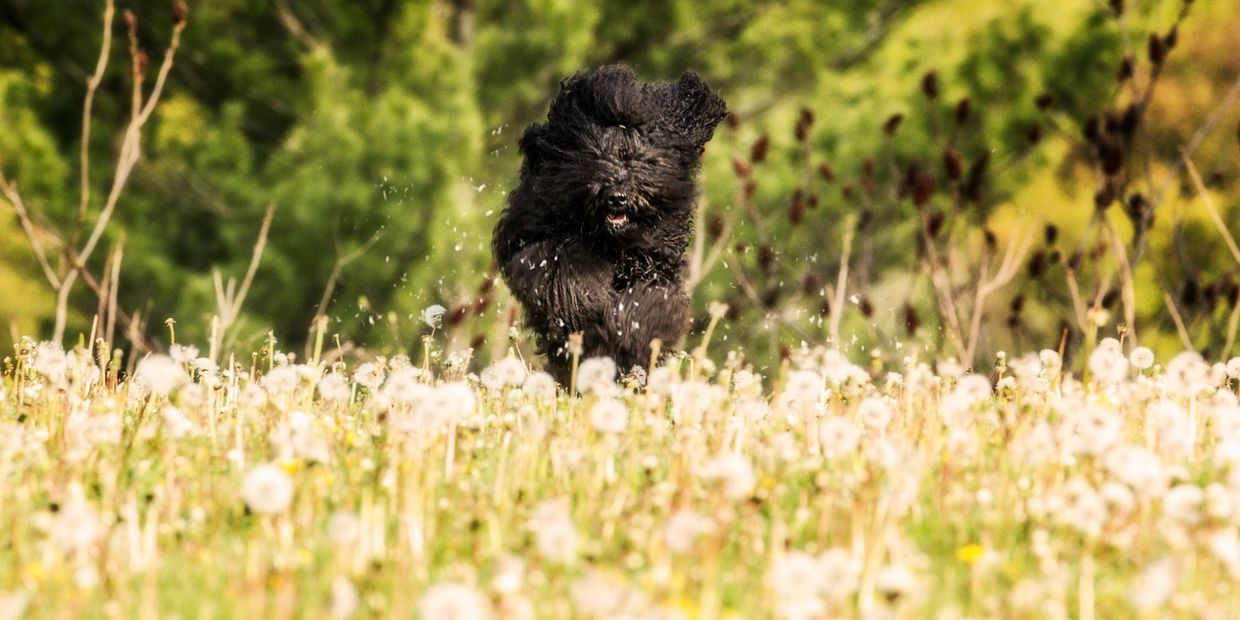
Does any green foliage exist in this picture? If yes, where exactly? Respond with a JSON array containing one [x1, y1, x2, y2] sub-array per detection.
[[0, 0, 1237, 367]]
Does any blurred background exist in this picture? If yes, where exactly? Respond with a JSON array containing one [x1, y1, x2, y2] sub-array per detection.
[[1, 0, 1237, 372]]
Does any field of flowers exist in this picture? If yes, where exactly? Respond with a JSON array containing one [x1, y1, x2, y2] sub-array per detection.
[[4, 330, 1240, 619]]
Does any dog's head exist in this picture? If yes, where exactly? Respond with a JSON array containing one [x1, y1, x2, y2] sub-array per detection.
[[517, 65, 726, 246]]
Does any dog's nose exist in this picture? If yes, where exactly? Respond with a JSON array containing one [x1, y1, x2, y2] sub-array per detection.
[[602, 188, 630, 210]]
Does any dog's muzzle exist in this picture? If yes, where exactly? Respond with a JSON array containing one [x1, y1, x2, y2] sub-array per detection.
[[601, 188, 632, 227]]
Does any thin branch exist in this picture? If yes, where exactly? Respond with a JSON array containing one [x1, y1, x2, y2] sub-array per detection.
[[828, 216, 856, 347], [1153, 71, 1240, 207], [0, 170, 61, 288], [79, 21, 186, 266], [76, 0, 116, 243], [1182, 153, 1240, 268], [229, 203, 277, 322], [1162, 291, 1195, 352], [964, 233, 1032, 363], [314, 230, 383, 322]]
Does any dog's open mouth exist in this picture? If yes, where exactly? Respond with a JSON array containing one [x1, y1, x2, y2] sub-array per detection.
[[605, 212, 630, 227]]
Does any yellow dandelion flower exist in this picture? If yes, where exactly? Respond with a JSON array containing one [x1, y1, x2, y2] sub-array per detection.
[[956, 543, 984, 565], [23, 561, 44, 582], [279, 459, 303, 475]]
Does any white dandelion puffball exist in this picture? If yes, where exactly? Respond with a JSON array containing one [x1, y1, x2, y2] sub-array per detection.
[[530, 499, 579, 565], [33, 343, 68, 380], [421, 304, 447, 329], [589, 399, 629, 434], [318, 373, 351, 402], [241, 464, 294, 515], [418, 582, 492, 620], [521, 372, 557, 401], [1129, 346, 1155, 370], [700, 453, 756, 500], [262, 365, 301, 395], [135, 354, 188, 396], [663, 509, 713, 554], [576, 357, 617, 392], [353, 362, 386, 390], [50, 499, 101, 553], [480, 357, 528, 390], [818, 417, 860, 459], [330, 577, 360, 620], [1088, 339, 1129, 384]]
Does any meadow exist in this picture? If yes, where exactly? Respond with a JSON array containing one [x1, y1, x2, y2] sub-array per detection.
[[4, 323, 1240, 619]]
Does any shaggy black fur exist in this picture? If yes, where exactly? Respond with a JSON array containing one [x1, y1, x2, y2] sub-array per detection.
[[493, 64, 727, 384]]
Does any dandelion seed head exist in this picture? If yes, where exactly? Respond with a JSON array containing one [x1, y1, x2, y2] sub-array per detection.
[[241, 463, 294, 515]]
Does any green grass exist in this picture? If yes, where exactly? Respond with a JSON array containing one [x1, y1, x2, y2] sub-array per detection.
[[2, 337, 1239, 619]]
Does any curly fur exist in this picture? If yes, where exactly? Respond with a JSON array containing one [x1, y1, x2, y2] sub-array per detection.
[[493, 65, 727, 384]]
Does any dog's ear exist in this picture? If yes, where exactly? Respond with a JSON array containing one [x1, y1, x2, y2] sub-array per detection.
[[664, 72, 727, 150], [518, 123, 547, 174], [550, 65, 655, 128]]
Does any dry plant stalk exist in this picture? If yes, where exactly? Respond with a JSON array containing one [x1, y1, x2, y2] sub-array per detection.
[[0, 0, 188, 348], [209, 203, 277, 362]]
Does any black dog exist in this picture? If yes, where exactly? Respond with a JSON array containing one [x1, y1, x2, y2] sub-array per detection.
[[493, 65, 726, 384]]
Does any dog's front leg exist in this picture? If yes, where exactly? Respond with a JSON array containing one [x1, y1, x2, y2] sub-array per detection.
[[503, 240, 615, 327], [606, 282, 692, 374]]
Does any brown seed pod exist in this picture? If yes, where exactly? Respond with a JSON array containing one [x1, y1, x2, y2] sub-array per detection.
[[818, 162, 836, 182], [883, 113, 905, 136], [1148, 33, 1166, 64], [758, 244, 777, 272], [789, 189, 805, 226], [943, 148, 963, 181], [750, 135, 770, 163], [801, 272, 822, 296], [858, 295, 874, 318], [173, 0, 189, 25], [732, 156, 751, 178], [761, 285, 781, 309], [1027, 250, 1047, 278], [983, 228, 998, 251], [448, 305, 469, 327], [921, 71, 940, 99], [913, 174, 935, 208], [1010, 294, 1025, 314], [903, 303, 920, 335], [725, 111, 741, 129], [926, 211, 946, 238], [955, 97, 971, 124], [1035, 92, 1055, 110], [707, 213, 725, 238], [1117, 55, 1135, 82], [1044, 224, 1058, 245]]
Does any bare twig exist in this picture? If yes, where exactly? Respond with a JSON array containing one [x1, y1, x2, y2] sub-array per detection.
[[209, 203, 277, 361], [1182, 154, 1240, 268], [828, 216, 856, 346], [0, 170, 60, 288], [1102, 217, 1139, 345], [1162, 291, 1195, 351], [963, 233, 1032, 363], [313, 230, 384, 323], [76, 0, 116, 243]]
